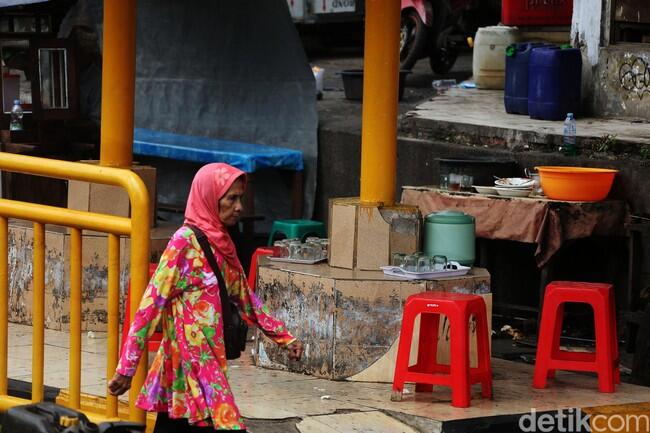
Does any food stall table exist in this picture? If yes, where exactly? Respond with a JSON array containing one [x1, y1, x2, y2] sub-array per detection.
[[400, 186, 630, 315]]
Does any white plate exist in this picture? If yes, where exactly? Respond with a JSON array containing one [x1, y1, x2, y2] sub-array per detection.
[[495, 178, 535, 188], [380, 262, 471, 280], [473, 185, 497, 195], [494, 187, 532, 198], [268, 257, 327, 265]]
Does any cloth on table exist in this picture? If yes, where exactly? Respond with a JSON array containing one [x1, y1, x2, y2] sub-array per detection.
[[400, 187, 629, 268]]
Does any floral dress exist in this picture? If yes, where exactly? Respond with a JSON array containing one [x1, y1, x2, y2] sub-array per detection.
[[117, 226, 295, 430]]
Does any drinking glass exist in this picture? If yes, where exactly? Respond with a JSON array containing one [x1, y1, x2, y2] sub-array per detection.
[[449, 173, 462, 191], [318, 239, 329, 259], [273, 240, 289, 258], [288, 241, 302, 259], [305, 244, 322, 260], [439, 174, 450, 191], [402, 255, 418, 272], [461, 175, 474, 192], [391, 253, 406, 267], [417, 256, 431, 272], [432, 255, 448, 271]]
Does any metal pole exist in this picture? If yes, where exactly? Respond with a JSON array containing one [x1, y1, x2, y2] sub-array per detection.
[[0, 217, 7, 395], [359, 0, 401, 206], [69, 228, 82, 409], [99, 0, 137, 168], [106, 234, 120, 418], [32, 223, 45, 402]]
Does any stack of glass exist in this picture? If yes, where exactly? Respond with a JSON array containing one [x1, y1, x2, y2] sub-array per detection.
[[391, 252, 457, 272], [273, 237, 329, 261]]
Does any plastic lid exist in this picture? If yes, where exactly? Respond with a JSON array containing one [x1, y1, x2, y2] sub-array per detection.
[[567, 113, 574, 119], [425, 210, 475, 224], [13, 99, 20, 105]]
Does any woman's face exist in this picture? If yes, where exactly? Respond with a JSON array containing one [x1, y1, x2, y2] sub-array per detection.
[[218, 178, 245, 227]]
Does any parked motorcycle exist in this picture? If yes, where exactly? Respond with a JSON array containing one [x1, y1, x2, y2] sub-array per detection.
[[400, 0, 474, 74]]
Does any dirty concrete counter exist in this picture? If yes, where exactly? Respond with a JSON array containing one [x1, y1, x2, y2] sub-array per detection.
[[6, 220, 177, 332], [253, 258, 491, 382]]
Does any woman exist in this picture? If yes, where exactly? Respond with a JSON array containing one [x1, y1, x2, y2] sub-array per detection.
[[108, 163, 303, 432]]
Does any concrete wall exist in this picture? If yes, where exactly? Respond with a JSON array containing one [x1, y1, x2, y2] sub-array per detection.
[[594, 46, 650, 118], [572, 0, 650, 118]]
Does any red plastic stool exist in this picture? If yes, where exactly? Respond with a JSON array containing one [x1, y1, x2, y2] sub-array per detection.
[[121, 263, 160, 354], [247, 247, 274, 291], [533, 281, 620, 393], [391, 291, 492, 408]]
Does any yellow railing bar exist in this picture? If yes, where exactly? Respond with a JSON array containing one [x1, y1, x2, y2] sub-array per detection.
[[0, 200, 131, 235], [69, 228, 82, 409], [0, 152, 151, 423], [32, 222, 45, 403], [0, 217, 7, 395], [106, 234, 120, 418]]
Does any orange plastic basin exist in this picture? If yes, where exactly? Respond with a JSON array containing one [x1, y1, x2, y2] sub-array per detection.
[[536, 166, 618, 202]]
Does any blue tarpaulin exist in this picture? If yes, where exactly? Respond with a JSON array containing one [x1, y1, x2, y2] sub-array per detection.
[[133, 128, 304, 173]]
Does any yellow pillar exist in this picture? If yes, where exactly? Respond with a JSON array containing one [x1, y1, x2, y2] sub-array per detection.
[[359, 0, 401, 206], [100, 0, 137, 168]]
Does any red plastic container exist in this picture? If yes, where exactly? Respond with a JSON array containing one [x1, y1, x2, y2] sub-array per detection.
[[502, 0, 573, 26]]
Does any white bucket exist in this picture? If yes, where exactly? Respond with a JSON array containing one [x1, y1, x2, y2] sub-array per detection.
[[472, 26, 521, 90]]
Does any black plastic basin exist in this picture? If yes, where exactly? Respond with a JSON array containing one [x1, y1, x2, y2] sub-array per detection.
[[340, 69, 410, 101]]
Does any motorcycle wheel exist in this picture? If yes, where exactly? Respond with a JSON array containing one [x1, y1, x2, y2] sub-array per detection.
[[429, 46, 459, 75], [400, 9, 427, 71]]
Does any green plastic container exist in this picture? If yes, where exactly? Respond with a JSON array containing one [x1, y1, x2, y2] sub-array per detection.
[[424, 210, 475, 266]]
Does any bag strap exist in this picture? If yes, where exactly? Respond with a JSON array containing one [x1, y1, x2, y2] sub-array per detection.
[[186, 225, 234, 329]]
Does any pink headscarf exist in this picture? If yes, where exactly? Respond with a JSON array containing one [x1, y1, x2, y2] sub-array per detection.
[[184, 163, 246, 269]]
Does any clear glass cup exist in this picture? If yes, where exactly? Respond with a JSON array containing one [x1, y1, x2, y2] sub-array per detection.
[[461, 175, 474, 192], [449, 173, 462, 191], [299, 243, 320, 261], [417, 256, 431, 272], [318, 239, 329, 259], [305, 236, 320, 243], [391, 253, 406, 267], [402, 255, 418, 272], [288, 241, 302, 260], [432, 255, 448, 271], [306, 240, 323, 259], [273, 240, 289, 258], [439, 174, 449, 191]]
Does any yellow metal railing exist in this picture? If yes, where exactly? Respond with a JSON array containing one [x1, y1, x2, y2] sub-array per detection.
[[0, 152, 150, 423]]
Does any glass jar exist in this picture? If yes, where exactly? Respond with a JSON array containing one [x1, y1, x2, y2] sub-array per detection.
[[391, 253, 406, 267]]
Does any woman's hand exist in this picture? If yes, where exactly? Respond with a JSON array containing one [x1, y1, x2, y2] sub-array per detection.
[[286, 340, 304, 361], [108, 372, 132, 396]]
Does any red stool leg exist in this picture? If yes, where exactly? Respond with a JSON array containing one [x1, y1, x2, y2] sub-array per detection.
[[474, 304, 492, 399], [247, 247, 274, 291], [547, 303, 565, 379], [594, 297, 616, 393], [414, 313, 441, 393], [392, 307, 418, 401], [449, 308, 471, 408], [608, 291, 621, 384], [533, 295, 561, 389]]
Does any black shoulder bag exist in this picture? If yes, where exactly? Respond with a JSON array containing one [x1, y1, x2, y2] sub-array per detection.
[[187, 225, 248, 360]]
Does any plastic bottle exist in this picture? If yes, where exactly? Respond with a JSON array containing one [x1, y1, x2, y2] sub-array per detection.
[[560, 112, 577, 156], [10, 100, 23, 131]]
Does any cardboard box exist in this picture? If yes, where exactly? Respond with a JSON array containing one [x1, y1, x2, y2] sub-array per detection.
[[329, 198, 421, 270], [67, 161, 157, 229]]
